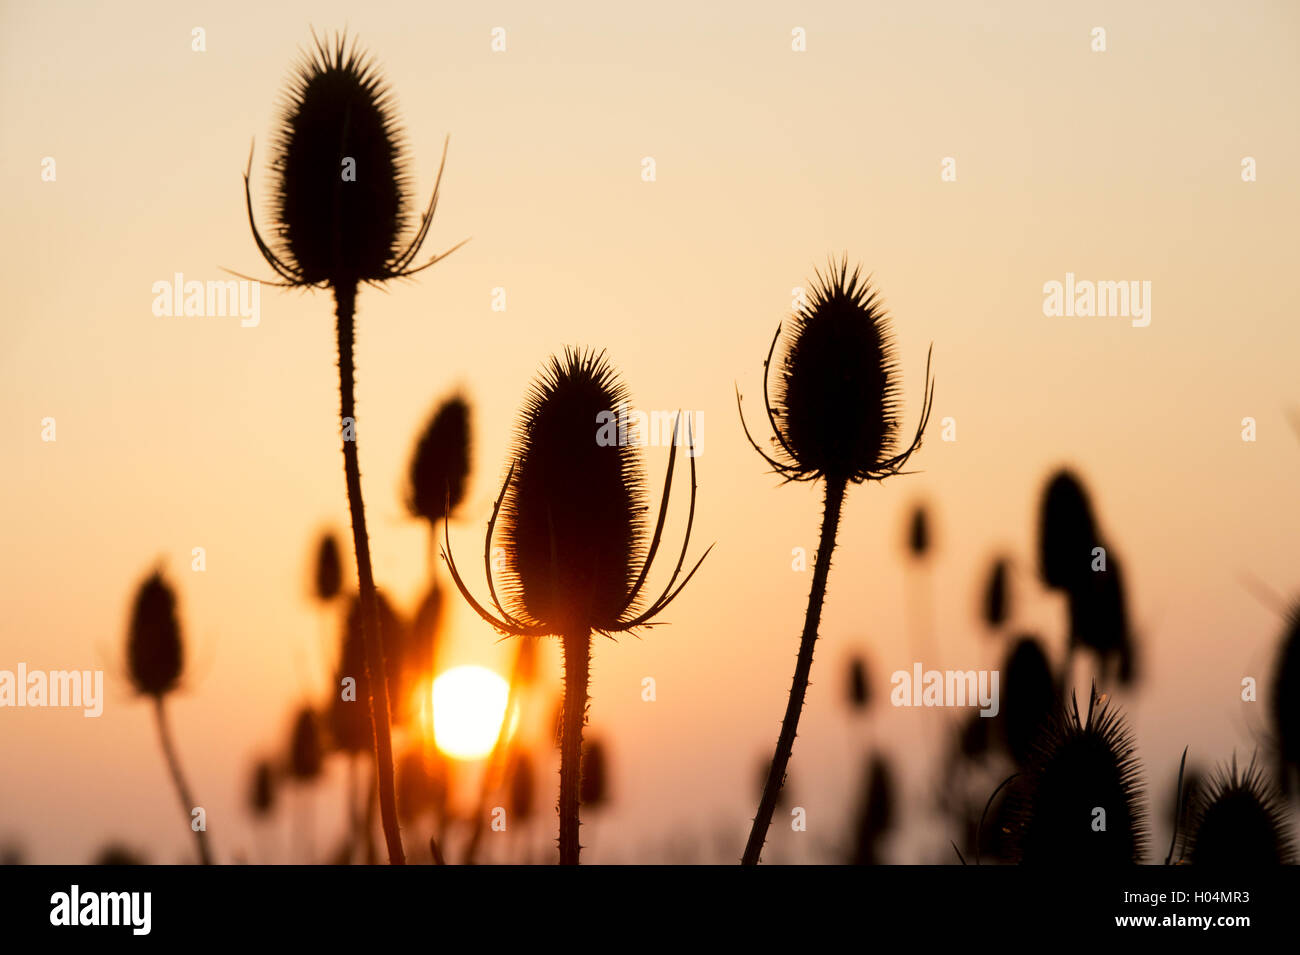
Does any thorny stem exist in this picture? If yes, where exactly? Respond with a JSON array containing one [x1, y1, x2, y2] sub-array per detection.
[[335, 282, 408, 866], [153, 696, 213, 865], [559, 630, 591, 865], [743, 476, 847, 865]]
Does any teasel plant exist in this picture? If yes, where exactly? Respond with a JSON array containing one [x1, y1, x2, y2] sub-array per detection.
[[1272, 603, 1300, 798], [1182, 752, 1294, 865], [442, 348, 711, 864], [737, 257, 934, 864], [1008, 684, 1148, 865], [237, 31, 466, 864], [126, 570, 213, 865]]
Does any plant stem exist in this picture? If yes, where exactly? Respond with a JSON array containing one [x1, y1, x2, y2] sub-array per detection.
[[743, 476, 847, 865], [559, 630, 590, 865], [153, 696, 213, 865], [335, 282, 406, 866]]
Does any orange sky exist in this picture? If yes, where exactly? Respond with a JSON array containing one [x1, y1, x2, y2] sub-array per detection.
[[2, 0, 1298, 863]]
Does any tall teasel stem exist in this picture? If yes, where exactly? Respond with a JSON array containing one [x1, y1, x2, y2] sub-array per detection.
[[335, 282, 406, 865], [559, 630, 591, 865], [744, 477, 846, 864], [153, 697, 213, 865]]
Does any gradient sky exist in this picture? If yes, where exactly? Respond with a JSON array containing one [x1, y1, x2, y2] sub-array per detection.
[[2, 0, 1298, 863]]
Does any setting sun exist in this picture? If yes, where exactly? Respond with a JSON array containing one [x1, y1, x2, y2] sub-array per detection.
[[431, 666, 511, 760]]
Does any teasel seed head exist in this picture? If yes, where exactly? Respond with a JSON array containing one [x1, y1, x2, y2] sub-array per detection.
[[126, 570, 184, 698], [407, 394, 472, 525], [739, 257, 933, 485], [498, 350, 644, 632], [1186, 753, 1294, 865], [332, 590, 408, 748], [1010, 685, 1148, 864], [1038, 469, 1099, 593], [846, 653, 871, 712], [242, 30, 463, 290], [249, 759, 276, 817], [288, 707, 323, 782], [999, 635, 1057, 767], [1271, 604, 1300, 794], [982, 557, 1010, 630], [580, 738, 609, 808], [906, 504, 930, 559], [313, 532, 343, 603]]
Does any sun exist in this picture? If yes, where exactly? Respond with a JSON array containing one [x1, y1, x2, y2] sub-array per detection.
[[431, 665, 512, 760]]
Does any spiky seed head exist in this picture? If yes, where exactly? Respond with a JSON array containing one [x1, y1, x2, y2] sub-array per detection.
[[849, 754, 895, 865], [249, 760, 276, 816], [1272, 605, 1300, 792], [1038, 469, 1099, 592], [508, 751, 536, 822], [1187, 755, 1295, 865], [126, 571, 184, 698], [580, 738, 609, 807], [313, 532, 342, 602], [500, 349, 646, 634], [773, 260, 903, 482], [999, 636, 1056, 767], [288, 707, 323, 781], [269, 32, 412, 286], [1010, 688, 1148, 864], [846, 654, 870, 711], [407, 395, 472, 524], [906, 504, 930, 558], [983, 558, 1010, 629]]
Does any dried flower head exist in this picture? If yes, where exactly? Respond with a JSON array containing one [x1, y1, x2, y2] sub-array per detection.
[[982, 558, 1010, 630], [407, 394, 472, 525], [1010, 685, 1148, 864], [999, 636, 1057, 767], [444, 348, 709, 638], [1186, 753, 1294, 865], [242, 30, 462, 289], [739, 258, 933, 485], [289, 707, 323, 782], [126, 571, 184, 698], [1038, 469, 1099, 592], [314, 532, 343, 602]]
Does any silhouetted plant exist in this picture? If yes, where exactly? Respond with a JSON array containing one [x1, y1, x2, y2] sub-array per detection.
[[331, 591, 410, 749], [846, 654, 871, 712], [1185, 753, 1294, 865], [443, 348, 709, 864], [999, 636, 1057, 767], [982, 558, 1010, 631], [849, 754, 895, 865], [737, 258, 933, 864], [126, 571, 212, 865], [93, 845, 147, 866], [289, 708, 324, 782], [407, 394, 472, 529], [1038, 470, 1099, 594], [1271, 604, 1300, 797], [249, 760, 276, 817], [240, 30, 464, 864], [1068, 544, 1137, 685], [1009, 686, 1147, 865], [314, 533, 343, 603], [906, 504, 930, 558], [580, 738, 609, 808]]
